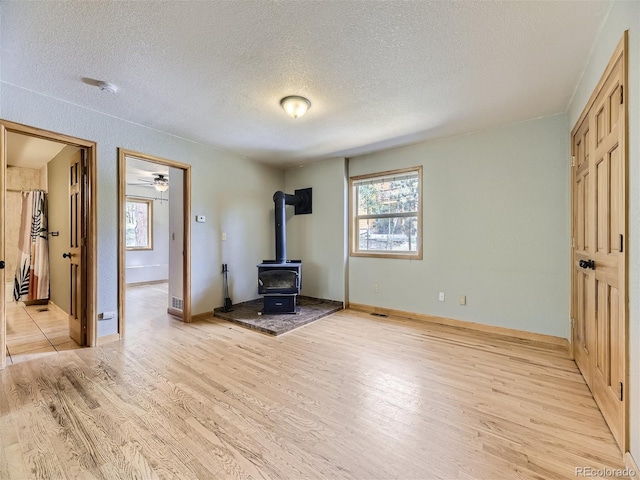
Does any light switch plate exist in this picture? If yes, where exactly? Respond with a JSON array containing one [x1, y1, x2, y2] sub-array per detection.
[[196, 215, 206, 223]]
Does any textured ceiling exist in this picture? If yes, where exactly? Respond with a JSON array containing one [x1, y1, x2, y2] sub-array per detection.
[[1, 1, 612, 167]]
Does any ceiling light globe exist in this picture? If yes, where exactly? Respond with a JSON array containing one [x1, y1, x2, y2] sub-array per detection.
[[153, 176, 169, 192], [280, 96, 311, 119]]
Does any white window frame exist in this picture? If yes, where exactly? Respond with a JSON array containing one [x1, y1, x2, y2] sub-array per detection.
[[350, 166, 423, 259]]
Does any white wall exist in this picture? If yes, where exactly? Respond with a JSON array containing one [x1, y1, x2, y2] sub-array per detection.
[[348, 114, 570, 338], [567, 0, 640, 463], [0, 83, 284, 335], [125, 185, 169, 284], [284, 158, 347, 302]]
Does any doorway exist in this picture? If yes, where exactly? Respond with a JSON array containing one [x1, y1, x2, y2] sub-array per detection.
[[0, 121, 97, 369], [117, 148, 191, 338]]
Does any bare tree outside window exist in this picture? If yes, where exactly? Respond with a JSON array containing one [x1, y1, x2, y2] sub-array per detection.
[[125, 197, 153, 250]]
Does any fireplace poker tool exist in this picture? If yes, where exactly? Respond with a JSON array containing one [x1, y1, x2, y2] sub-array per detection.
[[221, 263, 233, 312]]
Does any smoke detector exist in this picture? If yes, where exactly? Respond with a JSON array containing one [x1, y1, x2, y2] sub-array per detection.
[[97, 81, 118, 94]]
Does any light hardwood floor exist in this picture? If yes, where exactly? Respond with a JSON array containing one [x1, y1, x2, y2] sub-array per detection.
[[5, 301, 80, 365], [0, 285, 628, 479]]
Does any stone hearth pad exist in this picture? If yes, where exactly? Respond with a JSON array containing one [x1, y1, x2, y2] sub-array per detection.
[[213, 296, 342, 335]]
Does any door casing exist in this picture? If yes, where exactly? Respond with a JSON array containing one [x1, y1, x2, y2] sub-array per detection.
[[117, 148, 191, 338], [0, 120, 97, 369]]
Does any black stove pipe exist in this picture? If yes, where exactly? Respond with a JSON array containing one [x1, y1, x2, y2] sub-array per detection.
[[273, 191, 302, 263]]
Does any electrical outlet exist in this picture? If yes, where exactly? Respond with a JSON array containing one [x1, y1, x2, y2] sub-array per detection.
[[373, 284, 379, 293], [438, 292, 445, 302], [459, 295, 466, 306]]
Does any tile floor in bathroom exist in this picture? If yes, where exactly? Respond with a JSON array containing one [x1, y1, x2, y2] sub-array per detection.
[[5, 301, 81, 365]]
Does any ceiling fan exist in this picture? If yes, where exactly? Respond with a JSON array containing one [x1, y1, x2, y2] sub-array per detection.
[[128, 173, 169, 192]]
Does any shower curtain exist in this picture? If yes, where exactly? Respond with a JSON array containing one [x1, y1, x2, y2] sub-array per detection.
[[13, 191, 50, 302]]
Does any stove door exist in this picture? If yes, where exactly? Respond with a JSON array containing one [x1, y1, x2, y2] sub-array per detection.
[[258, 269, 299, 294]]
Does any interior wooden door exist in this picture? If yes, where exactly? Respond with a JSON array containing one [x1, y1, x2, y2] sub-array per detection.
[[68, 149, 86, 345], [0, 125, 6, 370], [571, 36, 626, 450], [572, 115, 593, 386], [590, 53, 625, 449]]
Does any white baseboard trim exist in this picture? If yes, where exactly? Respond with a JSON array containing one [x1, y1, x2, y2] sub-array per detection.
[[126, 279, 169, 287]]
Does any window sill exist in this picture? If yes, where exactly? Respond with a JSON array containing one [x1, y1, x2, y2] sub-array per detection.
[[350, 251, 423, 260]]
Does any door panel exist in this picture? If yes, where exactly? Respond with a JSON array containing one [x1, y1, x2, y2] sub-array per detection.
[[571, 40, 626, 450], [68, 150, 86, 345], [595, 280, 610, 383], [592, 85, 624, 446], [596, 157, 607, 252], [609, 146, 621, 252], [572, 116, 592, 382]]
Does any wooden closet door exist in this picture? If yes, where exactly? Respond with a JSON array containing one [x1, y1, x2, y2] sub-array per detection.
[[571, 34, 626, 451], [590, 54, 625, 449], [572, 115, 593, 386]]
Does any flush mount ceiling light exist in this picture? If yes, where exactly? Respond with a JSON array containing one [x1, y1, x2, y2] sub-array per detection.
[[280, 95, 311, 119], [153, 174, 169, 192], [97, 81, 118, 94]]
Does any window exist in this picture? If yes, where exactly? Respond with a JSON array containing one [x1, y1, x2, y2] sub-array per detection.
[[125, 197, 153, 250], [350, 166, 422, 259]]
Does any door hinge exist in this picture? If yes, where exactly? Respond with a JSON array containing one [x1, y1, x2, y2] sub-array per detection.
[[620, 234, 624, 253], [572, 236, 575, 248], [620, 85, 624, 104], [619, 381, 624, 401], [571, 155, 576, 167], [571, 317, 575, 330]]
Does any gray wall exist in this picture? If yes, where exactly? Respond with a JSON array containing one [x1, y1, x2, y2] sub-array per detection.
[[566, 0, 639, 463], [0, 83, 284, 335], [125, 185, 170, 285], [348, 114, 570, 338], [47, 146, 79, 313], [284, 157, 347, 302]]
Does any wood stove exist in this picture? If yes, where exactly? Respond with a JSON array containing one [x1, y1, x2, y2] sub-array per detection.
[[258, 260, 301, 314], [258, 188, 311, 315]]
